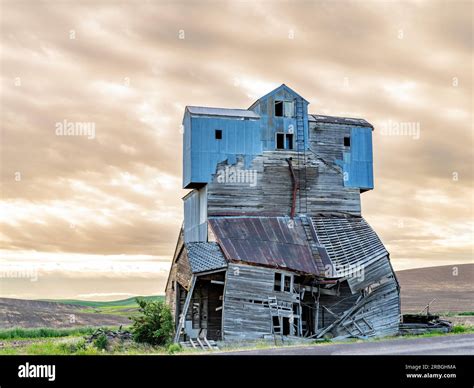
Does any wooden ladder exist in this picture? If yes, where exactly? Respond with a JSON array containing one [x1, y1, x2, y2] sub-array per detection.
[[180, 336, 219, 351], [268, 296, 283, 338]]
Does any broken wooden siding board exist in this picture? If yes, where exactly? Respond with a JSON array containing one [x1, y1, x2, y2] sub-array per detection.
[[223, 263, 296, 340], [347, 255, 393, 293], [333, 279, 400, 338], [316, 282, 358, 329]]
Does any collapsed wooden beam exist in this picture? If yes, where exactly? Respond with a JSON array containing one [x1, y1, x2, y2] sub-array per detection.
[[174, 275, 196, 343]]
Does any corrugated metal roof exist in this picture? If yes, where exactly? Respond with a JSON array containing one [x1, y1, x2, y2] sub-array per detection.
[[186, 106, 260, 119], [208, 217, 325, 275], [312, 216, 388, 273], [185, 242, 227, 273], [309, 114, 373, 129]]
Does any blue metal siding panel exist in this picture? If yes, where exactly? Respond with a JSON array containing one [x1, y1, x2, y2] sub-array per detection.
[[183, 191, 199, 242], [343, 127, 374, 189], [183, 112, 192, 188], [251, 87, 309, 151], [186, 116, 261, 185], [184, 86, 310, 187]]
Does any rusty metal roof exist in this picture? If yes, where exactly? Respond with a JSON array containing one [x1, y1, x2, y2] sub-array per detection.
[[208, 216, 325, 275]]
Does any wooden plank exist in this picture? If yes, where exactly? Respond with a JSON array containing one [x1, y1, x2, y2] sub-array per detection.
[[174, 275, 196, 343]]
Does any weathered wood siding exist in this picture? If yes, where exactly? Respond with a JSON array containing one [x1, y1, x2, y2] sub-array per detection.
[[222, 263, 296, 341], [165, 230, 192, 321], [335, 277, 400, 338], [207, 150, 361, 216]]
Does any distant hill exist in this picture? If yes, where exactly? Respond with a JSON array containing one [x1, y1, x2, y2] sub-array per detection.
[[40, 295, 164, 308], [396, 263, 474, 313], [0, 295, 164, 329], [2, 263, 472, 330]]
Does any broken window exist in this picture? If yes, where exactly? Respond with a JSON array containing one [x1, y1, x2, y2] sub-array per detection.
[[274, 273, 282, 291], [284, 276, 291, 292], [274, 272, 292, 292], [274, 101, 283, 116], [215, 129, 222, 140], [283, 101, 294, 117], [275, 100, 295, 117], [344, 136, 350, 147]]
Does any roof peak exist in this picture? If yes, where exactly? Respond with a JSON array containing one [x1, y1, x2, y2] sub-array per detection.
[[248, 83, 309, 109]]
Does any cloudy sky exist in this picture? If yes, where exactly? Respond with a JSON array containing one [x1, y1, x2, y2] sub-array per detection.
[[0, 0, 472, 300]]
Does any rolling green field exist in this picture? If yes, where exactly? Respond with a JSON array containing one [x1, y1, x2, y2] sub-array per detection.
[[40, 295, 165, 316], [41, 295, 164, 308]]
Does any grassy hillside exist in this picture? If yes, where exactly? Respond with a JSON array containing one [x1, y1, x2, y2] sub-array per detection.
[[0, 296, 164, 329], [41, 295, 164, 308]]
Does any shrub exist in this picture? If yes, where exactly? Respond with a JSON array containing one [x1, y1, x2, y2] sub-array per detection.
[[167, 343, 182, 354], [59, 339, 87, 353], [93, 334, 108, 350], [130, 298, 174, 346], [452, 325, 467, 334]]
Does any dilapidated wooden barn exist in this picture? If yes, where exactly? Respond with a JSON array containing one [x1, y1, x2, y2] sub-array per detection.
[[165, 84, 400, 345]]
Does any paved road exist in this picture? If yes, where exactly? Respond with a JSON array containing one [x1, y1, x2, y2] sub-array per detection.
[[223, 334, 474, 355]]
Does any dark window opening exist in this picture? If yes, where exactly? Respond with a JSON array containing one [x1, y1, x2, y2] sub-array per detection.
[[284, 276, 291, 292], [272, 316, 280, 330], [215, 129, 222, 140], [282, 317, 290, 335], [286, 134, 294, 150], [276, 133, 285, 150], [274, 273, 282, 291], [275, 100, 295, 117], [276, 133, 294, 150], [344, 136, 350, 147], [275, 101, 283, 117]]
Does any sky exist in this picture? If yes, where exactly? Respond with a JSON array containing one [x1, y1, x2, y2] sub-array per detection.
[[0, 0, 472, 300]]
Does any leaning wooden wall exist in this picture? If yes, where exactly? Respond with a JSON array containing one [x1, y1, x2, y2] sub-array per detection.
[[222, 263, 296, 341]]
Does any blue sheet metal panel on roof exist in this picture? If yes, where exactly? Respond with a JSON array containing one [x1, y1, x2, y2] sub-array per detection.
[[185, 242, 227, 273], [208, 217, 325, 276], [186, 106, 260, 119], [343, 126, 374, 190], [183, 115, 262, 188]]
